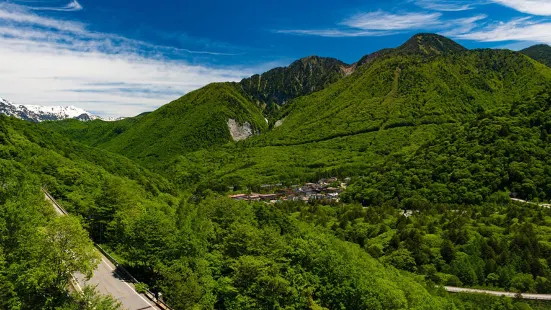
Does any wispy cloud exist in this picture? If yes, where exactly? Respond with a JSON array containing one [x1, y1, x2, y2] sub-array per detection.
[[277, 11, 444, 37], [11, 0, 83, 12], [30, 0, 83, 12], [452, 17, 551, 43], [276, 29, 394, 38], [0, 3, 258, 118], [341, 11, 442, 30], [493, 0, 551, 16], [413, 0, 486, 11], [440, 14, 488, 36], [277, 10, 486, 38]]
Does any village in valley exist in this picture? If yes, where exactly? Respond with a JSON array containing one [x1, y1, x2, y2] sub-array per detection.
[[229, 177, 351, 203]]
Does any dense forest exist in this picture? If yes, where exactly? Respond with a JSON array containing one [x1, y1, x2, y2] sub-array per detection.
[[282, 200, 551, 294], [4, 110, 551, 309], [0, 127, 120, 309], [6, 34, 551, 309]]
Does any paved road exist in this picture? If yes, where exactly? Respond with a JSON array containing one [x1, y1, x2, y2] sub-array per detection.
[[445, 286, 551, 300], [511, 198, 551, 208], [75, 257, 156, 310], [43, 191, 159, 310]]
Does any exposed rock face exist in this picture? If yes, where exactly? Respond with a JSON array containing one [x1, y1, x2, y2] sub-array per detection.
[[227, 118, 255, 141], [274, 118, 285, 128]]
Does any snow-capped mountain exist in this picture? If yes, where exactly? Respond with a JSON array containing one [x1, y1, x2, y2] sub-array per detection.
[[0, 97, 101, 122]]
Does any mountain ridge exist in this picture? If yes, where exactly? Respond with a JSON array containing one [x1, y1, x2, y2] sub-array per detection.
[[521, 44, 551, 67], [0, 97, 101, 122], [42, 33, 551, 174]]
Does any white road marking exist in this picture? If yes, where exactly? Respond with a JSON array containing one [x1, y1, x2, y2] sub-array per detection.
[[101, 254, 156, 309], [101, 257, 115, 271], [72, 275, 83, 293], [123, 280, 154, 308], [43, 189, 160, 309]]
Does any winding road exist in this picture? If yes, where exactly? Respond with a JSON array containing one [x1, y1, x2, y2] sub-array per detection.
[[43, 189, 160, 310], [445, 286, 551, 301]]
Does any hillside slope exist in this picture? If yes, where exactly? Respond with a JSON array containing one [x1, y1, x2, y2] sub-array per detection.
[[165, 35, 551, 191], [44, 83, 268, 167], [262, 48, 551, 146], [521, 44, 551, 67], [239, 56, 350, 115], [1, 115, 464, 309], [44, 34, 551, 188]]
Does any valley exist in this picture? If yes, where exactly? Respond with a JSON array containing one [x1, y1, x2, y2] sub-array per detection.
[[4, 32, 551, 310]]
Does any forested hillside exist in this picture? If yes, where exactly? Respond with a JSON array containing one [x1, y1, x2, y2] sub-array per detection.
[[21, 33, 551, 309], [44, 35, 551, 184], [521, 45, 551, 67], [43, 83, 268, 169], [263, 49, 550, 146], [3, 117, 549, 309], [0, 115, 462, 309], [239, 56, 349, 117]]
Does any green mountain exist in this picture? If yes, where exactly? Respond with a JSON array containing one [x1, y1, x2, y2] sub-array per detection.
[[239, 56, 350, 109], [262, 48, 550, 146], [521, 44, 551, 67], [44, 34, 551, 180], [395, 33, 467, 56], [1, 115, 461, 309], [8, 33, 551, 309], [44, 83, 268, 168], [355, 33, 466, 67]]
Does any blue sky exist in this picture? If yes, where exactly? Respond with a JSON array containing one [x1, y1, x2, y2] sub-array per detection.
[[1, 0, 551, 117]]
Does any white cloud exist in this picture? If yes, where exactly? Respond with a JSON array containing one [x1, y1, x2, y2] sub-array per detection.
[[278, 10, 487, 38], [276, 29, 394, 38], [413, 0, 487, 11], [452, 17, 551, 43], [30, 0, 83, 12], [341, 11, 442, 30], [493, 0, 551, 16], [0, 3, 257, 118], [440, 15, 488, 36], [278, 11, 444, 37]]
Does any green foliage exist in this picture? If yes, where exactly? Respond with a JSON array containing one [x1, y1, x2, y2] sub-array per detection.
[[134, 282, 149, 294], [510, 274, 536, 293], [0, 115, 174, 308], [8, 34, 551, 309], [280, 200, 551, 295], [343, 90, 551, 203], [43, 83, 268, 170], [71, 285, 122, 310], [0, 157, 114, 308], [239, 56, 348, 116], [521, 44, 551, 67]]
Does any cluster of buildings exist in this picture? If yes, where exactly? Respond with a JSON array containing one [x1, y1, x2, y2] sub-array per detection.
[[229, 177, 350, 203]]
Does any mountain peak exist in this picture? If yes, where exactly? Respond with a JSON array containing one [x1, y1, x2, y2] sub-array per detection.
[[397, 33, 467, 56], [521, 44, 551, 67], [0, 96, 101, 122], [240, 56, 349, 107], [290, 55, 348, 69]]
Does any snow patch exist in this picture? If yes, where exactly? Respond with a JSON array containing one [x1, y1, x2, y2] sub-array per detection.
[[24, 104, 98, 120], [0, 96, 106, 122], [228, 118, 254, 141]]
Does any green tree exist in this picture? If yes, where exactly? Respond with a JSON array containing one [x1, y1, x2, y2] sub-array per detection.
[[37, 216, 100, 293], [72, 285, 122, 310], [510, 273, 536, 293], [382, 248, 417, 272]]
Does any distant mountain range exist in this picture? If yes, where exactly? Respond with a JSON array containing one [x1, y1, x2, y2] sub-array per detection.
[[0, 97, 122, 122], [41, 33, 551, 173]]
